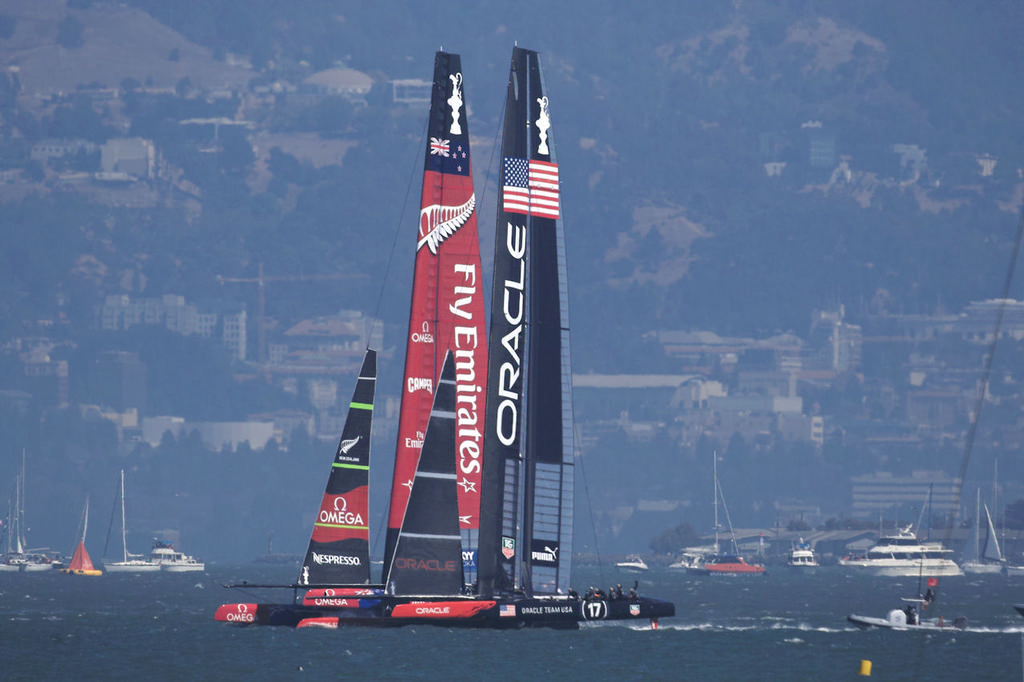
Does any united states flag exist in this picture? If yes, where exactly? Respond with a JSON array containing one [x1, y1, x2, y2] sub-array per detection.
[[503, 157, 559, 219], [499, 603, 516, 617]]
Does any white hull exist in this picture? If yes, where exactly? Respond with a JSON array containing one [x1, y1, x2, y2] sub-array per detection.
[[21, 562, 58, 572], [848, 610, 967, 631], [1005, 565, 1024, 577], [961, 561, 1004, 575], [105, 562, 163, 573], [839, 560, 963, 577], [161, 562, 205, 573]]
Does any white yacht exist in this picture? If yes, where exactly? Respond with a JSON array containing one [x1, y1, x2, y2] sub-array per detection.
[[149, 541, 205, 572], [615, 554, 649, 573], [838, 525, 962, 577], [786, 539, 820, 569]]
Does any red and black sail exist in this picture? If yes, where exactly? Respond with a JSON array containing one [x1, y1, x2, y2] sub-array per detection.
[[300, 349, 375, 586], [384, 52, 487, 586]]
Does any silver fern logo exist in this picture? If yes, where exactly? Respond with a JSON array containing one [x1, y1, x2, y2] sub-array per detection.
[[417, 194, 476, 254], [337, 436, 361, 457]]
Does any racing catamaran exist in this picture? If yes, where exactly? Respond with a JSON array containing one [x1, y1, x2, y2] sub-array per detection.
[[214, 47, 674, 629]]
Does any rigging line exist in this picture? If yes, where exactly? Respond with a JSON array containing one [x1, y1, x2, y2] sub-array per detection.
[[574, 421, 605, 587], [102, 475, 120, 559], [366, 99, 432, 564], [944, 199, 1024, 548], [366, 97, 431, 352]]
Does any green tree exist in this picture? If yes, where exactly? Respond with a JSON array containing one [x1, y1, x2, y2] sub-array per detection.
[[650, 522, 702, 554]]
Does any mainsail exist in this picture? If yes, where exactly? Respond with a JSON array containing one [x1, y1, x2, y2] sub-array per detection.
[[981, 503, 1004, 563], [386, 351, 463, 596], [300, 349, 376, 586], [478, 47, 573, 598], [384, 51, 488, 585]]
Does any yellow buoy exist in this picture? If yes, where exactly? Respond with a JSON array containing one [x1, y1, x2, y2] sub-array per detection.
[[859, 660, 872, 676]]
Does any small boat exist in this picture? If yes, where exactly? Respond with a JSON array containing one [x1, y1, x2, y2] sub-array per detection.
[[849, 577, 964, 630], [616, 554, 649, 572], [787, 539, 819, 569], [149, 540, 205, 572], [847, 609, 967, 631], [103, 470, 162, 573], [690, 453, 766, 576], [667, 548, 710, 573], [61, 496, 102, 576], [698, 554, 767, 575]]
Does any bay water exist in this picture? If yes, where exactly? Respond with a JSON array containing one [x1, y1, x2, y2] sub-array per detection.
[[2, 564, 1022, 680]]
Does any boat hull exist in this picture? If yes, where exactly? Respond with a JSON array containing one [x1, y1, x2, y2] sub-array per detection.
[[215, 595, 675, 629], [61, 568, 102, 576], [848, 612, 966, 631], [838, 561, 963, 577], [161, 563, 205, 573], [104, 562, 162, 573]]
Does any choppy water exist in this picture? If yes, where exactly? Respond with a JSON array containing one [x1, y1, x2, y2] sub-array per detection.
[[2, 564, 1023, 680]]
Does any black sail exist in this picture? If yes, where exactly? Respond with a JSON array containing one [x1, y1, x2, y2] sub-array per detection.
[[386, 351, 464, 596], [299, 349, 375, 586], [479, 47, 573, 598]]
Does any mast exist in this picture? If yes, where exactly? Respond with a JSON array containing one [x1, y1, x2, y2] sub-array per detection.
[[120, 470, 127, 562], [383, 52, 487, 587], [479, 47, 570, 598], [18, 449, 26, 552], [975, 487, 981, 562], [713, 452, 719, 554]]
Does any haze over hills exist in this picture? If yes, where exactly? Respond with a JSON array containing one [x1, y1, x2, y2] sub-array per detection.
[[0, 0, 1023, 560]]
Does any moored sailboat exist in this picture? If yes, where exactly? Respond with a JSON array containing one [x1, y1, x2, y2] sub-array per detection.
[[1, 453, 62, 571], [103, 470, 162, 573], [960, 490, 1004, 574], [691, 454, 765, 575]]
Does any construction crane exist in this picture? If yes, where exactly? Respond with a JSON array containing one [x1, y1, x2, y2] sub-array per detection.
[[216, 262, 354, 366]]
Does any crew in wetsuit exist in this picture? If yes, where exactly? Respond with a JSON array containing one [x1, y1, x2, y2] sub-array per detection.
[[904, 604, 917, 625]]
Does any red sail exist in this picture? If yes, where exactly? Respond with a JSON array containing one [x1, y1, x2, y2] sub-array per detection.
[[384, 52, 487, 579]]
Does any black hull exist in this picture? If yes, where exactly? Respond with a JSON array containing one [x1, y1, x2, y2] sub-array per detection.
[[216, 595, 674, 630]]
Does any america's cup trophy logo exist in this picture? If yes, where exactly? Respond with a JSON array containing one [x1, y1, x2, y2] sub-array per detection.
[[448, 73, 464, 135], [536, 96, 551, 155]]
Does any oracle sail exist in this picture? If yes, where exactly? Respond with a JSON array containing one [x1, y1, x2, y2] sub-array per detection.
[[299, 349, 376, 586], [383, 51, 487, 586], [478, 46, 573, 599]]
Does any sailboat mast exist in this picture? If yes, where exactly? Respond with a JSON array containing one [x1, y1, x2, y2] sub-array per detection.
[[120, 470, 128, 562], [19, 449, 26, 551], [713, 452, 719, 553], [975, 487, 981, 561]]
